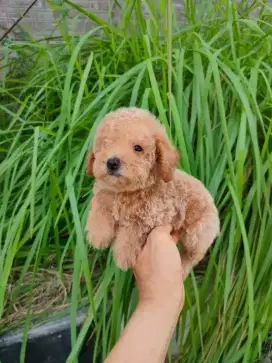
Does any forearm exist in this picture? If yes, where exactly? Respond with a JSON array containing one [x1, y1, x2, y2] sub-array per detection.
[[105, 298, 181, 363]]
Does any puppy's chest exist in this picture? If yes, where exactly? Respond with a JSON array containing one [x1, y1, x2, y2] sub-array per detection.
[[112, 186, 179, 227]]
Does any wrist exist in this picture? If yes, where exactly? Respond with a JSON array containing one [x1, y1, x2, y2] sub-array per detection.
[[136, 298, 182, 335], [139, 292, 184, 315]]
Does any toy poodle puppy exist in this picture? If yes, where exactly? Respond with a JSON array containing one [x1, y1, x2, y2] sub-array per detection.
[[85, 107, 220, 277]]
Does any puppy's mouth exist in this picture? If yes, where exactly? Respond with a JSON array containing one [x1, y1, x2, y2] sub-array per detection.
[[107, 170, 122, 177]]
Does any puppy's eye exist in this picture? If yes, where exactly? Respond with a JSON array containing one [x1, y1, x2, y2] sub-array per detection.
[[134, 145, 143, 152]]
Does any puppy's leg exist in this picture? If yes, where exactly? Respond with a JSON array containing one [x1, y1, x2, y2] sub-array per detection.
[[180, 211, 219, 278], [86, 195, 115, 249], [113, 224, 146, 270]]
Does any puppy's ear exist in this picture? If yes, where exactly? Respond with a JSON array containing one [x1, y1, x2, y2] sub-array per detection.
[[156, 134, 179, 182], [86, 149, 95, 177]]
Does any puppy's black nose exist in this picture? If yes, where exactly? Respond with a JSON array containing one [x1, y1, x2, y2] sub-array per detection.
[[107, 157, 121, 173]]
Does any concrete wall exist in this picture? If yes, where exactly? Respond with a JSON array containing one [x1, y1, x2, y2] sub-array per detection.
[[0, 0, 117, 40], [1, 1, 178, 40], [0, 1, 266, 41]]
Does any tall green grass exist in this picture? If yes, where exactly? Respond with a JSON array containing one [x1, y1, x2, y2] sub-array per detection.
[[0, 0, 272, 362]]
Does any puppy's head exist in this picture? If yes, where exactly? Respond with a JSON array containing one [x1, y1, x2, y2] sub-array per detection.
[[86, 108, 179, 192]]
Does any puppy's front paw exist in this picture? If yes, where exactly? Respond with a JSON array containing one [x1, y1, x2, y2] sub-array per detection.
[[113, 243, 141, 270], [87, 229, 112, 249], [86, 212, 114, 249]]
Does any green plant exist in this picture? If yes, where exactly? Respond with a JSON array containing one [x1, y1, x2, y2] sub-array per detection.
[[0, 0, 272, 362]]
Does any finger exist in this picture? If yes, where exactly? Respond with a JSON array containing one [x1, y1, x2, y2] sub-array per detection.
[[148, 225, 179, 245], [134, 226, 170, 271], [150, 224, 172, 235], [91, 196, 96, 209], [171, 232, 180, 244], [154, 225, 180, 244], [133, 244, 147, 273]]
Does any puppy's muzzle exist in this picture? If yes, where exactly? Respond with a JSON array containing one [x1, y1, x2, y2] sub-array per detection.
[[107, 157, 121, 175]]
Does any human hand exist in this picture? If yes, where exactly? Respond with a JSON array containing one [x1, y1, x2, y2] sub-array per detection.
[[105, 225, 185, 363], [134, 225, 185, 311]]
